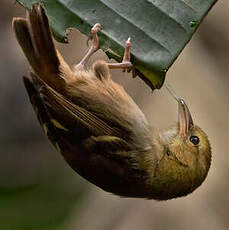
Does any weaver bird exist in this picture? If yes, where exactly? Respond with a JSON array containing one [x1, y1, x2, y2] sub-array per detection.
[[12, 4, 211, 200]]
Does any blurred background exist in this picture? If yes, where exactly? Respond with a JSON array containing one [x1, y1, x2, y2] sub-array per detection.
[[1, 0, 228, 229]]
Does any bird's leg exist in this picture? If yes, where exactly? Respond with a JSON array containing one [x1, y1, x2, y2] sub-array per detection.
[[107, 38, 133, 72], [74, 23, 101, 70], [74, 23, 133, 74]]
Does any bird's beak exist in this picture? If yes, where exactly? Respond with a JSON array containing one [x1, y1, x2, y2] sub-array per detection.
[[178, 99, 194, 137]]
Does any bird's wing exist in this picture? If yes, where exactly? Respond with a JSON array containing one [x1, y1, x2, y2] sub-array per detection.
[[24, 72, 120, 139], [23, 73, 133, 167]]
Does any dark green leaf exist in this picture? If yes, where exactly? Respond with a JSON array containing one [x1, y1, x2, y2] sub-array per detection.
[[17, 0, 217, 89]]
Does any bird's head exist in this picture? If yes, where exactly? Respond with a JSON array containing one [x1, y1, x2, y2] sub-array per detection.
[[150, 98, 212, 199], [164, 99, 211, 166]]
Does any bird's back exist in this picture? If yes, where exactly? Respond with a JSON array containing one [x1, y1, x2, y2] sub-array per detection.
[[23, 71, 155, 198]]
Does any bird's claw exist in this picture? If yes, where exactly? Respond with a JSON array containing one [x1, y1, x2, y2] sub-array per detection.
[[76, 23, 101, 68], [107, 37, 133, 72], [90, 23, 101, 51], [122, 37, 133, 72]]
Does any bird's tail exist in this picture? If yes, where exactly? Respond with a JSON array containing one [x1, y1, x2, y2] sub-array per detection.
[[12, 4, 71, 92]]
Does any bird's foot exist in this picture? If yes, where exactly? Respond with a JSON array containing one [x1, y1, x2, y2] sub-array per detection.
[[108, 37, 133, 73], [74, 23, 101, 70], [74, 24, 134, 76], [89, 23, 101, 53]]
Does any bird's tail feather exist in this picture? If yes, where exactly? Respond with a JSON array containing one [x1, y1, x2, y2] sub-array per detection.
[[12, 4, 71, 92]]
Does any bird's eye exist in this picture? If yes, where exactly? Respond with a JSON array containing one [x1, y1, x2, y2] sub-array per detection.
[[189, 136, 200, 145]]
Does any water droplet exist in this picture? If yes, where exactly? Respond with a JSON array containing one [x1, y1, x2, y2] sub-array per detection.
[[190, 20, 198, 28]]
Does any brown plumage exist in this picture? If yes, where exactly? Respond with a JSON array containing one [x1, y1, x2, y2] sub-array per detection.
[[12, 4, 211, 200]]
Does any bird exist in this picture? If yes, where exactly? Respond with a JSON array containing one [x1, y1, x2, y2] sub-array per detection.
[[12, 4, 211, 200]]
